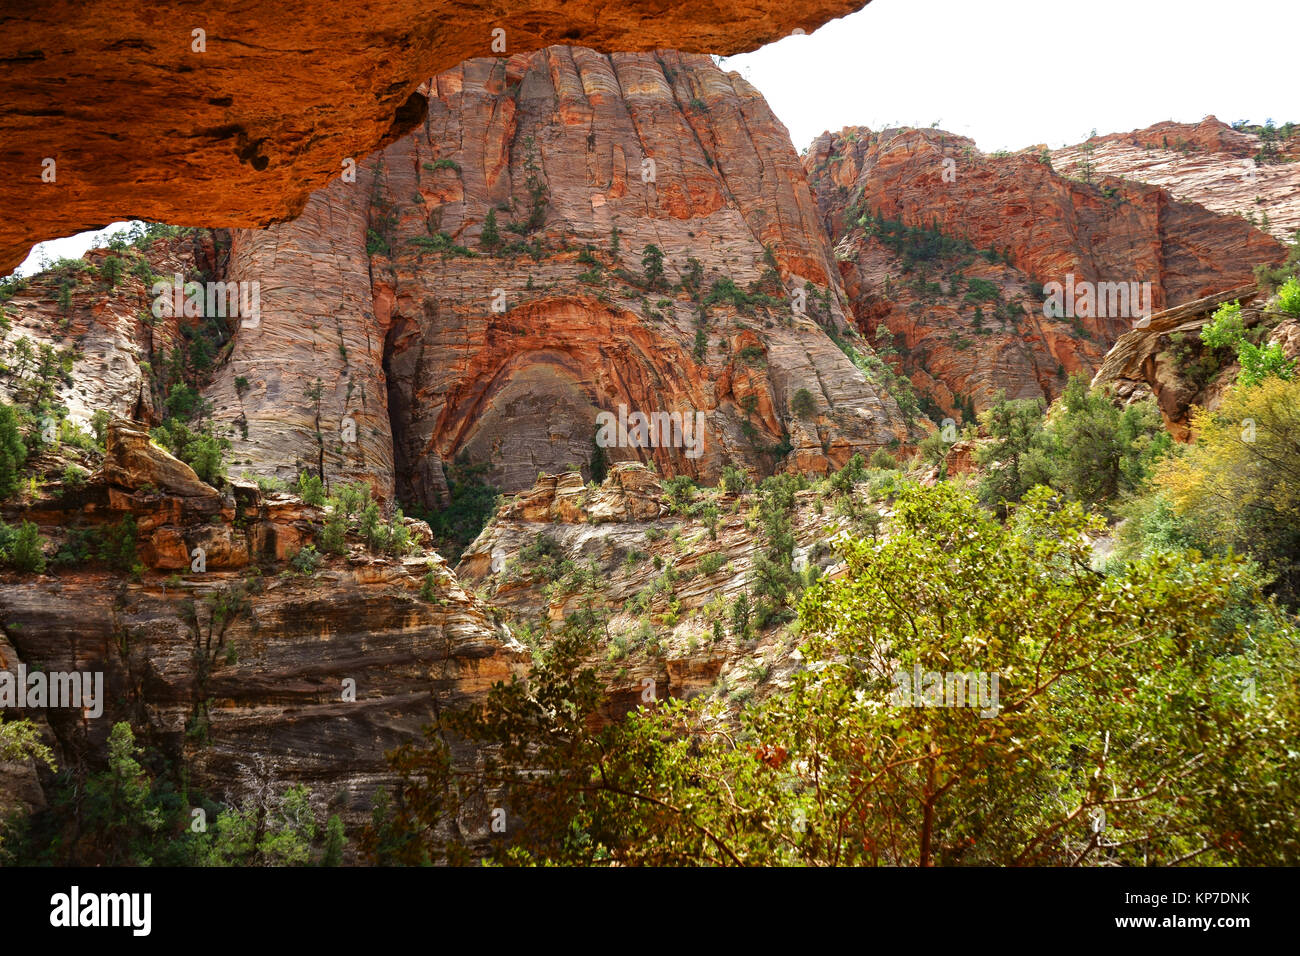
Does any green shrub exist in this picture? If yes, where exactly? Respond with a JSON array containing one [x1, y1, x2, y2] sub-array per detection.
[[97, 517, 138, 572], [418, 460, 499, 563], [61, 464, 88, 489], [290, 545, 323, 575], [296, 472, 326, 506], [1277, 277, 1300, 316], [697, 552, 726, 576], [1202, 300, 1296, 388], [641, 244, 665, 288], [2, 520, 46, 573], [663, 475, 698, 516], [869, 448, 898, 470], [0, 402, 28, 500], [480, 208, 500, 250], [100, 255, 124, 289], [423, 158, 460, 173], [184, 433, 228, 486], [319, 509, 348, 555], [720, 465, 752, 496], [963, 277, 1000, 303]]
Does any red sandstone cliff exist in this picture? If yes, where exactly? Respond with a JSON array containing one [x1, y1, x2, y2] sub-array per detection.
[[805, 126, 1284, 420]]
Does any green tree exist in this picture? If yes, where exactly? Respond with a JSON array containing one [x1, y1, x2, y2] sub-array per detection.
[[184, 433, 227, 486], [1202, 299, 1295, 388], [361, 484, 1300, 866], [1156, 375, 1300, 604], [720, 464, 751, 496], [1277, 276, 1300, 316], [67, 723, 166, 865], [974, 393, 1053, 510], [319, 508, 349, 555], [641, 244, 665, 289], [423, 460, 500, 563], [692, 327, 708, 364], [480, 208, 501, 251], [296, 471, 326, 506], [0, 402, 28, 500], [790, 387, 817, 418], [2, 521, 47, 573], [0, 719, 55, 768], [589, 431, 609, 485], [100, 254, 124, 289], [1045, 375, 1170, 507]]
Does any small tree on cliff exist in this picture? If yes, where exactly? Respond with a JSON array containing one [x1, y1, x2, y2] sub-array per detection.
[[641, 244, 665, 290], [480, 209, 501, 252], [0, 401, 28, 500]]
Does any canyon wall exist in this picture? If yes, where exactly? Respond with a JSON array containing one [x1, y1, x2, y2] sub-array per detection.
[[207, 48, 914, 503], [805, 126, 1284, 419], [1053, 117, 1300, 244]]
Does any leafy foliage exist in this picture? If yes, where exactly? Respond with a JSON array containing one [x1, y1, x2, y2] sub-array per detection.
[[361, 484, 1300, 866], [0, 402, 28, 500], [5, 722, 345, 866], [1156, 376, 1300, 604], [1202, 300, 1295, 389], [416, 460, 500, 563], [976, 376, 1169, 511]]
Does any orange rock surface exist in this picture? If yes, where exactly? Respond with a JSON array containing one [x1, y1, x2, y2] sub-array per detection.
[[0, 0, 874, 273], [805, 126, 1283, 420]]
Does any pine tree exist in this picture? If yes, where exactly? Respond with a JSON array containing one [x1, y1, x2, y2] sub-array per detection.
[[641, 244, 665, 289], [0, 402, 27, 500], [480, 208, 500, 251]]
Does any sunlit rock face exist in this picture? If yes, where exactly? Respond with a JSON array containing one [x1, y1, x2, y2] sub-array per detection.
[[1053, 117, 1300, 244]]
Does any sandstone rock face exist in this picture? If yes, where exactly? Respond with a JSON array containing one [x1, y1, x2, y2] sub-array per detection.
[[494, 462, 667, 526], [457, 468, 851, 714], [0, 0, 875, 273], [209, 48, 913, 503], [0, 468, 526, 832], [100, 419, 220, 500], [0, 237, 212, 430], [1089, 284, 1297, 440], [805, 126, 1283, 421], [0, 630, 54, 820], [1053, 117, 1300, 244], [204, 171, 397, 495]]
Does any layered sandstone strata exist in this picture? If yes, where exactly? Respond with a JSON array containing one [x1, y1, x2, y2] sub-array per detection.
[[0, 422, 525, 829], [1091, 284, 1300, 439], [457, 463, 858, 714], [1053, 117, 1300, 244]]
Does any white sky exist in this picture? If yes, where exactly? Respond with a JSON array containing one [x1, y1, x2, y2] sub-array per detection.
[[723, 0, 1298, 154], [12, 0, 1296, 278]]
